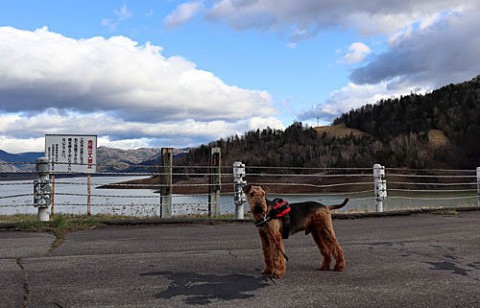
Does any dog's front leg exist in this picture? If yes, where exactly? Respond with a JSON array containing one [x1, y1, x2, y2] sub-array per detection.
[[258, 229, 274, 275], [270, 232, 286, 278]]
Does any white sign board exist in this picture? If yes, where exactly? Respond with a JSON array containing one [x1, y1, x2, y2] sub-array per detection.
[[45, 134, 97, 174]]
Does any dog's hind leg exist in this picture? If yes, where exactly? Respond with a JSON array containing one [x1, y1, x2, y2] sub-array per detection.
[[332, 242, 345, 272], [311, 228, 332, 270], [311, 214, 346, 271], [323, 217, 346, 272]]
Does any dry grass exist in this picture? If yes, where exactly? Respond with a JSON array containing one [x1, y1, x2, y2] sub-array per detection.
[[428, 129, 450, 149], [0, 213, 137, 225], [0, 214, 105, 232], [315, 124, 369, 138], [0, 213, 250, 227]]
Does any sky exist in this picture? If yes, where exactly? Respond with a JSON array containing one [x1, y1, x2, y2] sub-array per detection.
[[1, 1, 480, 153]]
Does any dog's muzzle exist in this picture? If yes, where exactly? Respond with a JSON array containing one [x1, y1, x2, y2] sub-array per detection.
[[253, 203, 264, 215]]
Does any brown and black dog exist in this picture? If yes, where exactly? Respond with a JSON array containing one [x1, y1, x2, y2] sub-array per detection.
[[243, 184, 348, 278]]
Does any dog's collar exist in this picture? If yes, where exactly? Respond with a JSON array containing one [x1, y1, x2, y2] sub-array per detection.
[[254, 198, 290, 227], [255, 214, 271, 227]]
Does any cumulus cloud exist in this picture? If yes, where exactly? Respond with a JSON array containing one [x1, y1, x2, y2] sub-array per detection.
[[350, 11, 480, 88], [297, 81, 428, 123], [0, 26, 274, 122], [0, 109, 284, 152], [342, 42, 371, 64], [0, 136, 45, 154], [0, 26, 282, 153], [167, 0, 480, 41]]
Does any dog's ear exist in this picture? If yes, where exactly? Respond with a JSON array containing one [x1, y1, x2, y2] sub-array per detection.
[[242, 184, 252, 194], [261, 185, 269, 193]]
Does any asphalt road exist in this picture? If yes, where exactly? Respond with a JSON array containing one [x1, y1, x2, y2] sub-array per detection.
[[1, 210, 480, 307]]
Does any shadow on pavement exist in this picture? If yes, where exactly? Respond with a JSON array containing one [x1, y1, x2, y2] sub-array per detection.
[[140, 271, 271, 305]]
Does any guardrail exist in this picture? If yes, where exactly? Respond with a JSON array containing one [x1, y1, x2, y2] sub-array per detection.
[[1, 158, 479, 220]]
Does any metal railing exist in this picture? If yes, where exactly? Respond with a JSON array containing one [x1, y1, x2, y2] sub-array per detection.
[[1, 159, 479, 220]]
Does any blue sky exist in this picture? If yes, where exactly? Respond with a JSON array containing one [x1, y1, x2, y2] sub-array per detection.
[[1, 1, 480, 153]]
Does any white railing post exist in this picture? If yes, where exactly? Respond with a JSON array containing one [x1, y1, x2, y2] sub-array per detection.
[[477, 167, 480, 207], [373, 164, 387, 212], [34, 157, 51, 221], [233, 161, 247, 219]]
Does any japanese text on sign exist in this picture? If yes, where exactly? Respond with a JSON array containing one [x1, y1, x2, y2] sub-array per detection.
[[45, 134, 97, 174]]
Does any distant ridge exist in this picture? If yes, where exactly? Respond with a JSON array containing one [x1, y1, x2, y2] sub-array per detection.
[[0, 147, 188, 173], [0, 150, 43, 163]]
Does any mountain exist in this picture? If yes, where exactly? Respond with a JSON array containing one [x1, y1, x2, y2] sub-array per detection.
[[96, 146, 162, 172], [0, 150, 43, 163], [185, 75, 480, 170], [0, 147, 189, 174], [333, 75, 480, 168], [96, 147, 189, 172], [0, 159, 17, 173], [0, 150, 43, 173]]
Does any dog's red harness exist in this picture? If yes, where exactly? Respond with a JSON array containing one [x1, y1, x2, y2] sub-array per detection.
[[271, 199, 291, 218], [255, 198, 291, 239]]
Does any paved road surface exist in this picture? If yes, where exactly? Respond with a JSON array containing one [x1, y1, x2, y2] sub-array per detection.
[[1, 211, 480, 307]]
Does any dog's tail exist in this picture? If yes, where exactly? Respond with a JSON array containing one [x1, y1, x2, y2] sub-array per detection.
[[326, 198, 349, 210]]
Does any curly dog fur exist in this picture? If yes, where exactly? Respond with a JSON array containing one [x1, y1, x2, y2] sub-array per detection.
[[243, 184, 347, 278]]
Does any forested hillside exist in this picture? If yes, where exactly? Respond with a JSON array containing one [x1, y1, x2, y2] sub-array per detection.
[[185, 75, 480, 169], [334, 75, 480, 168]]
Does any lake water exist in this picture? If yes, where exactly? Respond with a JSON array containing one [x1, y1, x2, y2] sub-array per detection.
[[0, 176, 478, 217]]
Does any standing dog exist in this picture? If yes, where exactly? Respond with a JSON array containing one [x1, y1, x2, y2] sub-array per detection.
[[243, 184, 347, 278]]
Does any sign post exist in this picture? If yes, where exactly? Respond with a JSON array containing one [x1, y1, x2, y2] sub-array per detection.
[[45, 134, 97, 215]]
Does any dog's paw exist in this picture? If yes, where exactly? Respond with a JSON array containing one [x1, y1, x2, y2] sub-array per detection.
[[270, 271, 285, 279], [262, 268, 273, 275], [319, 260, 331, 270]]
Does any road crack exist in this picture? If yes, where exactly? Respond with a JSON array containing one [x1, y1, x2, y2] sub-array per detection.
[[47, 232, 65, 255], [16, 258, 30, 308]]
